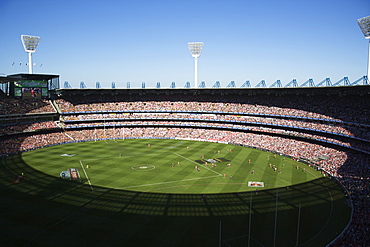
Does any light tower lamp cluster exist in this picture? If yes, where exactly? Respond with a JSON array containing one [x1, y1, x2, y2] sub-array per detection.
[[358, 15, 370, 81], [21, 34, 40, 74], [188, 42, 204, 88]]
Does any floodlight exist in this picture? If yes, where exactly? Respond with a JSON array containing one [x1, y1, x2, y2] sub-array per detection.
[[21, 35, 40, 74], [188, 42, 204, 88], [358, 16, 370, 39], [357, 16, 370, 80]]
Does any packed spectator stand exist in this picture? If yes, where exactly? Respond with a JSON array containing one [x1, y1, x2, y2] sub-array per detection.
[[0, 86, 369, 246]]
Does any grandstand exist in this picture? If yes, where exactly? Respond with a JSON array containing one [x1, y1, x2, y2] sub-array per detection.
[[0, 80, 369, 246]]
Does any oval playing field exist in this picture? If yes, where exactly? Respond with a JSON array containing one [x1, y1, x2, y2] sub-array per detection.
[[1, 139, 351, 247], [22, 139, 324, 193]]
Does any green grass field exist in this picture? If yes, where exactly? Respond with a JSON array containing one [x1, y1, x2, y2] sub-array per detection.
[[0, 139, 351, 247], [22, 139, 323, 194]]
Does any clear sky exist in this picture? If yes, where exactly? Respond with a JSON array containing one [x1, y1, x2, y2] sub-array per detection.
[[0, 0, 369, 88]]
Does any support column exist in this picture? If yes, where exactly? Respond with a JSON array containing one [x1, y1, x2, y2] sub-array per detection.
[[367, 40, 370, 81], [194, 57, 198, 88], [28, 52, 33, 74]]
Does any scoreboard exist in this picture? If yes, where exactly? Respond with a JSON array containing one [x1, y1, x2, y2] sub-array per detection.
[[4, 73, 60, 99], [14, 80, 49, 99]]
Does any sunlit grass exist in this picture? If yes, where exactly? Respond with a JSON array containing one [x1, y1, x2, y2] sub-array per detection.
[[22, 139, 323, 193]]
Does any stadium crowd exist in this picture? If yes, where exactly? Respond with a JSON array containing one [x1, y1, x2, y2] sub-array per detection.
[[55, 94, 370, 124], [0, 91, 55, 114], [61, 120, 370, 152], [0, 90, 369, 246], [63, 112, 369, 140], [0, 121, 59, 135]]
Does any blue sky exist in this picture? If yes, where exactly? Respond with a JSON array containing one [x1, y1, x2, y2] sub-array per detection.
[[0, 0, 369, 88]]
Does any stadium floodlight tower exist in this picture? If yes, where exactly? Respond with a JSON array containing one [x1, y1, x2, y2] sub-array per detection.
[[358, 15, 370, 80], [188, 42, 204, 88], [21, 34, 41, 74]]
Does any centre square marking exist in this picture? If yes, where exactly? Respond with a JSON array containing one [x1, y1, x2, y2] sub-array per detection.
[[195, 157, 230, 164], [131, 164, 156, 171]]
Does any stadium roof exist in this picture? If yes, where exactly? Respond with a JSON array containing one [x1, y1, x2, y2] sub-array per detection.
[[0, 73, 59, 84]]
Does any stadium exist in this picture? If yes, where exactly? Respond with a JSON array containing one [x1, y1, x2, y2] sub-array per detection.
[[1, 70, 370, 247], [1, 13, 370, 246]]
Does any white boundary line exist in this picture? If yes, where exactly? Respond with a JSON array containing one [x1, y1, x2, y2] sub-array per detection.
[[174, 152, 223, 176], [297, 167, 334, 245], [79, 160, 94, 192]]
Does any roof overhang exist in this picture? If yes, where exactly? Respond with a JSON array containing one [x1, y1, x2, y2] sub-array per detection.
[[0, 73, 59, 84]]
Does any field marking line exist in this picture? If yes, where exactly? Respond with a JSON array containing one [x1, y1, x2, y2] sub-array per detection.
[[297, 167, 334, 246], [79, 160, 94, 192], [174, 152, 223, 176], [118, 175, 220, 190]]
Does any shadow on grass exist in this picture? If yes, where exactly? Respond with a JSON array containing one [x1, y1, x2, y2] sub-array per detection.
[[0, 154, 351, 247]]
